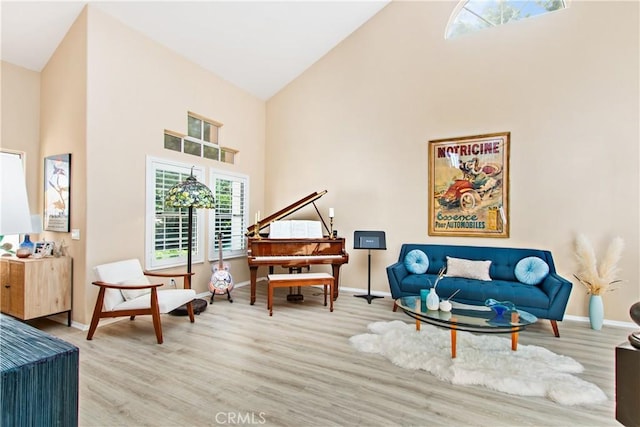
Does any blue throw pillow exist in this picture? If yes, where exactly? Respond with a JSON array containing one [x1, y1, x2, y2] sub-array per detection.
[[404, 249, 429, 274], [514, 256, 549, 285]]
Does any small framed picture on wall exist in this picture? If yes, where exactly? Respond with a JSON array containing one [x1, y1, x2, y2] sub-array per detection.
[[44, 153, 71, 232]]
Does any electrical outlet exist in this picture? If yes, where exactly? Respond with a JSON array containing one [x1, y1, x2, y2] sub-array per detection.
[[71, 229, 80, 240]]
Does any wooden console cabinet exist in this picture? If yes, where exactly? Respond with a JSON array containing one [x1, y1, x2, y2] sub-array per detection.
[[0, 256, 72, 326]]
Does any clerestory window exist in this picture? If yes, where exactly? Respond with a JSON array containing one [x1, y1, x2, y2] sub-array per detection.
[[164, 112, 238, 164], [446, 0, 567, 39]]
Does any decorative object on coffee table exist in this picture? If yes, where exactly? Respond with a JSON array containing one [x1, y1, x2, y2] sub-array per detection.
[[485, 298, 516, 320], [426, 266, 446, 310], [573, 234, 624, 330], [629, 301, 640, 349]]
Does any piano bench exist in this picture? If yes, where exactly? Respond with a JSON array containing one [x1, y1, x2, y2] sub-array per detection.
[[267, 273, 335, 316]]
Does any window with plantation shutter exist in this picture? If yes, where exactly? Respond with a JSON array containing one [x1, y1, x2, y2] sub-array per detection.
[[209, 169, 249, 261], [146, 157, 207, 270]]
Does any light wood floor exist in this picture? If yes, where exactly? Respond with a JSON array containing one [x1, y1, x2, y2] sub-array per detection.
[[33, 284, 633, 427]]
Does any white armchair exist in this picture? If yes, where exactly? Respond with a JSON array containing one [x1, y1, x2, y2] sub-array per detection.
[[87, 259, 196, 344]]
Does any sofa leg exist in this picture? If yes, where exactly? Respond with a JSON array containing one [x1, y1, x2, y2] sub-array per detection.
[[550, 319, 560, 337], [392, 301, 398, 312]]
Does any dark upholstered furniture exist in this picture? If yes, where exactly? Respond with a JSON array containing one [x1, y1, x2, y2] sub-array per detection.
[[1, 314, 79, 426], [386, 244, 573, 337]]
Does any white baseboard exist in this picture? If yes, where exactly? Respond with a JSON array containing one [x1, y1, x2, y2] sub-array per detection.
[[563, 314, 635, 329]]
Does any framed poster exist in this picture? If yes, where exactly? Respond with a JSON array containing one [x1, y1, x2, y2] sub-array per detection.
[[44, 153, 71, 232], [428, 132, 509, 238]]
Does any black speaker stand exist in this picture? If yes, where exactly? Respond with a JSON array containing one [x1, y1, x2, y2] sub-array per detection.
[[355, 250, 383, 304]]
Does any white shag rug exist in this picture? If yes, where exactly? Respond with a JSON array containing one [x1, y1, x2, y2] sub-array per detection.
[[349, 320, 607, 406]]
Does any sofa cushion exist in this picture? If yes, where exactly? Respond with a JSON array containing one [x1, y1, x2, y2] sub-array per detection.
[[446, 256, 491, 281], [515, 256, 550, 285], [404, 249, 429, 274]]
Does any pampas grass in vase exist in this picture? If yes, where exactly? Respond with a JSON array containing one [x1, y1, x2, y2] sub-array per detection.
[[574, 234, 624, 330], [573, 234, 624, 295]]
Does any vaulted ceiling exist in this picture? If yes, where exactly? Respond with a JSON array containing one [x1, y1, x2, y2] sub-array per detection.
[[1, 1, 390, 100]]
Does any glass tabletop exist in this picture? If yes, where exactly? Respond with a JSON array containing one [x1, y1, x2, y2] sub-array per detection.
[[395, 296, 537, 333]]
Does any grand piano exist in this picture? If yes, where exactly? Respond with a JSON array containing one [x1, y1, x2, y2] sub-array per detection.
[[246, 190, 349, 305]]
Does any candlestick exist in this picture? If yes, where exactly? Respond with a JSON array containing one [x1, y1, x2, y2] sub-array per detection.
[[329, 217, 334, 239]]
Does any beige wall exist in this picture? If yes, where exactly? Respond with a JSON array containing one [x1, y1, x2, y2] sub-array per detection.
[[39, 8, 89, 323], [82, 6, 265, 324], [266, 1, 639, 322], [0, 62, 41, 214]]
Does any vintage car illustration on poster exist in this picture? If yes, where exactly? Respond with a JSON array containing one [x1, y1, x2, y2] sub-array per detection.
[[438, 158, 502, 211]]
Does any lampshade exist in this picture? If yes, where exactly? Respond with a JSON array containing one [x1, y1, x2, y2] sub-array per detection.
[[164, 171, 215, 209], [30, 214, 43, 234], [0, 153, 32, 235]]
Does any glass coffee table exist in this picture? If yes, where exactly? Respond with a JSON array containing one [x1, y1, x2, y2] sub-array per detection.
[[395, 296, 537, 358]]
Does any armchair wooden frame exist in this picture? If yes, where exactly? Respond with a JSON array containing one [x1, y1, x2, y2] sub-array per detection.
[[87, 271, 195, 344]]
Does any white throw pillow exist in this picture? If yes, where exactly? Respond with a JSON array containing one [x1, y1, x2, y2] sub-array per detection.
[[446, 256, 492, 281], [119, 275, 152, 301]]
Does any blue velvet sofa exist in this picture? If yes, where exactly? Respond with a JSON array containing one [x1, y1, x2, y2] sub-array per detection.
[[386, 244, 573, 337]]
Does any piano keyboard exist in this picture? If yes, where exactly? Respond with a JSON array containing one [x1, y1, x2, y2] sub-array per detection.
[[252, 255, 344, 261]]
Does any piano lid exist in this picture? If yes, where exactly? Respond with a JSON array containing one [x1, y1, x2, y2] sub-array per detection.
[[246, 190, 328, 237]]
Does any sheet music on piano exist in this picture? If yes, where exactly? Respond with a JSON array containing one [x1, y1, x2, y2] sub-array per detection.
[[246, 190, 349, 305], [269, 220, 323, 239]]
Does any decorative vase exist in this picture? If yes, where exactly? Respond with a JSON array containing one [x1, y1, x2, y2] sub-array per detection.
[[426, 288, 439, 311], [16, 248, 32, 258], [439, 300, 452, 312], [589, 294, 604, 330], [19, 235, 35, 254], [420, 289, 428, 312]]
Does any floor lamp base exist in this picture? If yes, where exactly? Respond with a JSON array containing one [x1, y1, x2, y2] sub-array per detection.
[[354, 294, 384, 304]]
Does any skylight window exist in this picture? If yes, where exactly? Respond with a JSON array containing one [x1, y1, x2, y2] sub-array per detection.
[[446, 0, 567, 39]]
